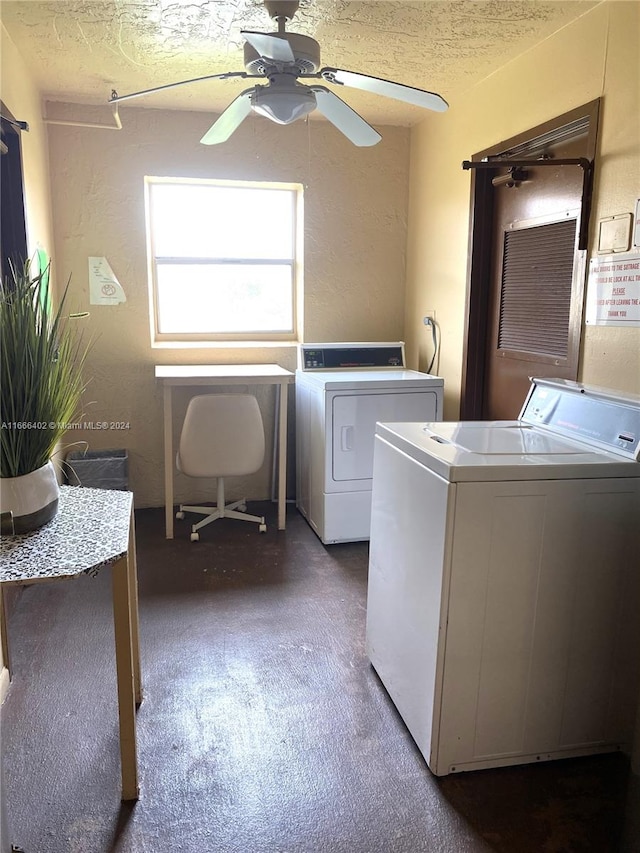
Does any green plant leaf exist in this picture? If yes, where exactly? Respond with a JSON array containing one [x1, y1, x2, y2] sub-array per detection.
[[1, 258, 91, 478]]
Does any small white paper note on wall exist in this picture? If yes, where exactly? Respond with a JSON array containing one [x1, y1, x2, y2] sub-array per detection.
[[88, 257, 127, 305]]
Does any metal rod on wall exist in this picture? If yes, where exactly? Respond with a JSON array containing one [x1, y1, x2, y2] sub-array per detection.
[[461, 158, 593, 250]]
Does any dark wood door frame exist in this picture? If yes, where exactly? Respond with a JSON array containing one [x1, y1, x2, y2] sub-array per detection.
[[460, 99, 600, 420], [1, 100, 29, 285]]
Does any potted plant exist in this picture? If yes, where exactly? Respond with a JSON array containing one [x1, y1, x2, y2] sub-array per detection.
[[0, 258, 89, 533]]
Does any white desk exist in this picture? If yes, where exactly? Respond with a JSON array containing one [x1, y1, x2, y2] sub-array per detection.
[[155, 364, 294, 538], [0, 486, 142, 801]]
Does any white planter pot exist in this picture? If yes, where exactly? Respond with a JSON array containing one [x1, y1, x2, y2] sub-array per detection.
[[0, 460, 60, 534]]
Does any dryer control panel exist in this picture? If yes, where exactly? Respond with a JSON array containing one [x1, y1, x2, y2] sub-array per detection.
[[299, 342, 405, 371], [520, 378, 640, 460]]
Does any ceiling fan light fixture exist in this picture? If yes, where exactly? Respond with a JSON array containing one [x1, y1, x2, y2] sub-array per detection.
[[251, 84, 316, 125], [111, 0, 449, 147]]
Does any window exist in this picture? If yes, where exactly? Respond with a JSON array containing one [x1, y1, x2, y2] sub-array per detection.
[[145, 177, 303, 344]]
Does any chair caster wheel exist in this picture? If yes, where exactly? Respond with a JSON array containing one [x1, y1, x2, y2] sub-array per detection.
[[190, 531, 200, 542], [238, 502, 247, 512], [176, 511, 185, 519], [259, 523, 267, 533]]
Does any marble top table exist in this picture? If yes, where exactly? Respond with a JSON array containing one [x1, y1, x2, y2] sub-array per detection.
[[0, 485, 142, 800]]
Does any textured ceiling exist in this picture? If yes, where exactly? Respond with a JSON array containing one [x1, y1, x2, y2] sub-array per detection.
[[1, 0, 598, 126]]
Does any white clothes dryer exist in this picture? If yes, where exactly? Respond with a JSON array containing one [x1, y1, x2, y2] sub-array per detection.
[[295, 342, 443, 544], [366, 378, 640, 776]]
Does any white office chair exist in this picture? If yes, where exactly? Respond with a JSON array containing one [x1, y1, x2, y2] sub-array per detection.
[[176, 394, 267, 541]]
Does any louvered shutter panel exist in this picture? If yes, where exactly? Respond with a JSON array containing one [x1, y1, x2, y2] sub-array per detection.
[[498, 219, 577, 358]]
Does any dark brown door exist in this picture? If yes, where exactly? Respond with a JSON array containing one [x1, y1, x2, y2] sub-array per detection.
[[1, 103, 29, 283], [461, 101, 599, 421], [484, 133, 587, 419]]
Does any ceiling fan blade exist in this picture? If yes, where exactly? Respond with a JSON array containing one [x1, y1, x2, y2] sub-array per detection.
[[241, 31, 296, 63], [310, 87, 381, 147], [320, 67, 448, 112], [109, 71, 250, 104], [200, 90, 254, 145]]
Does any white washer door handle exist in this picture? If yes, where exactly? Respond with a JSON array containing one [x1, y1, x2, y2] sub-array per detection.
[[341, 425, 354, 452]]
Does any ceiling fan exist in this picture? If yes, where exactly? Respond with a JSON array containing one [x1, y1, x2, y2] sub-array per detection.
[[109, 0, 448, 147]]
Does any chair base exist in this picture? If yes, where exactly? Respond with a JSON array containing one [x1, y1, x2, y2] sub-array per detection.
[[177, 497, 266, 541]]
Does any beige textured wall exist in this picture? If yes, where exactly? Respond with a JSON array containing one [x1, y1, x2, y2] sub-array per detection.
[[405, 0, 640, 419], [44, 106, 410, 507]]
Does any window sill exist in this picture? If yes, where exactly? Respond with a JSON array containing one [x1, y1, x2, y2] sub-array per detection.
[[151, 339, 300, 349]]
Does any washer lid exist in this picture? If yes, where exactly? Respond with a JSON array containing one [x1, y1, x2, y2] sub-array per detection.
[[295, 368, 443, 391], [376, 421, 640, 482]]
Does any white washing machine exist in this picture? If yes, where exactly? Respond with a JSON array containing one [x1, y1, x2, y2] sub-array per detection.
[[366, 378, 640, 776], [295, 342, 443, 544]]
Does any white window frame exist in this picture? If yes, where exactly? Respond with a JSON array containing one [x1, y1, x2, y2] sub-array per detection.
[[145, 176, 304, 346]]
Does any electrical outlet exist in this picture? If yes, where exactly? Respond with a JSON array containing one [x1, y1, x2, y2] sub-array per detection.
[[423, 310, 436, 325]]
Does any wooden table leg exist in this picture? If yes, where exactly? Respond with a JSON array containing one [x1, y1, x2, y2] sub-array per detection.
[[128, 510, 142, 705], [164, 385, 174, 539], [278, 381, 288, 530], [0, 584, 10, 679], [112, 555, 139, 801]]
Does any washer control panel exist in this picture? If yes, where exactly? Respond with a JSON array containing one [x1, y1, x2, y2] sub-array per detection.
[[520, 379, 640, 460]]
